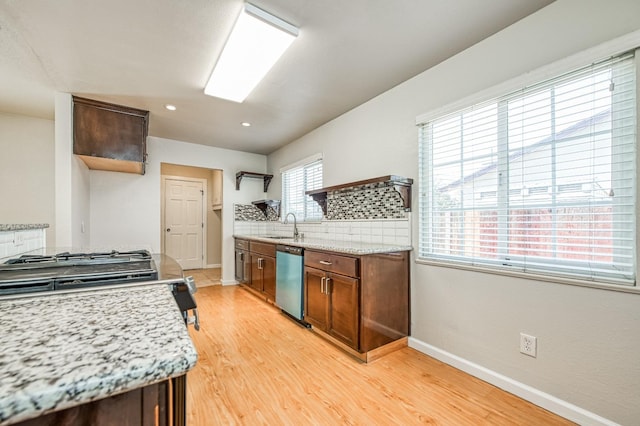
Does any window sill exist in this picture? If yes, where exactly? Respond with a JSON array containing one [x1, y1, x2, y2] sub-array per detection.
[[415, 258, 640, 295]]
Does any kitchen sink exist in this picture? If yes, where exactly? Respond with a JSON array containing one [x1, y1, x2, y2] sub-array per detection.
[[263, 235, 293, 240]]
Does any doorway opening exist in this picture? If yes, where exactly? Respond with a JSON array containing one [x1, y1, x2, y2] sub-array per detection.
[[161, 163, 222, 285]]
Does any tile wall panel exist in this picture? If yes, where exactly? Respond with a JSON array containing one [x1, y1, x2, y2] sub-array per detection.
[[0, 229, 46, 260], [326, 184, 406, 220]]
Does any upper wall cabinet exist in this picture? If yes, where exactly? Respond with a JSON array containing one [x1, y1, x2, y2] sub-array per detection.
[[72, 96, 150, 175]]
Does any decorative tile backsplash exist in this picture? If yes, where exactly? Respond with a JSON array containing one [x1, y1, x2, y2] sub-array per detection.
[[234, 204, 279, 221], [234, 182, 411, 245], [233, 218, 411, 246], [235, 184, 407, 222], [327, 183, 406, 220], [0, 227, 47, 260]]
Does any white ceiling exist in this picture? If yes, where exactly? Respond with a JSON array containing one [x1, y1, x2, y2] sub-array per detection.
[[0, 0, 554, 155]]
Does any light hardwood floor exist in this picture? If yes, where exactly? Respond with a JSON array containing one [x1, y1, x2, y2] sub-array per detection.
[[186, 285, 573, 425]]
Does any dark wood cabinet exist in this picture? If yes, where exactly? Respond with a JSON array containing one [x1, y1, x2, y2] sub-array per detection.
[[250, 253, 276, 299], [305, 264, 359, 348], [359, 252, 410, 351], [235, 238, 250, 284], [247, 241, 276, 302], [13, 375, 187, 426], [303, 266, 329, 330], [262, 256, 276, 300], [304, 249, 410, 357], [73, 96, 149, 175], [304, 251, 360, 349], [328, 272, 359, 348]]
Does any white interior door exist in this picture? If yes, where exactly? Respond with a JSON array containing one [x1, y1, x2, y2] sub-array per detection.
[[164, 178, 204, 269]]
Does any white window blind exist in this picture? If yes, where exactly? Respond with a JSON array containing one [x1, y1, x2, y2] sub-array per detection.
[[282, 158, 323, 221], [418, 51, 637, 285]]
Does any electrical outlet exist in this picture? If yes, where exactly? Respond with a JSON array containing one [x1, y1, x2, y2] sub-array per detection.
[[520, 333, 537, 357]]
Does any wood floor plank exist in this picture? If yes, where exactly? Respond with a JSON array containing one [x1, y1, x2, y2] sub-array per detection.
[[186, 285, 573, 425]]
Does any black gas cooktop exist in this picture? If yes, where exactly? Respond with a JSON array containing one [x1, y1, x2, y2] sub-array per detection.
[[4, 249, 153, 265], [0, 250, 158, 295]]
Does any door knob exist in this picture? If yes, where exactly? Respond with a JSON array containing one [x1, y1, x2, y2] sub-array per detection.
[[166, 228, 171, 232]]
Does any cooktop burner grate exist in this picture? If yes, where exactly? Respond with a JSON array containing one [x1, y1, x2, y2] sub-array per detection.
[[4, 250, 153, 265]]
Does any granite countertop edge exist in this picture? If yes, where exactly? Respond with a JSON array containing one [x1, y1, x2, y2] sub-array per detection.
[[0, 224, 50, 232], [234, 234, 413, 255], [0, 283, 197, 426]]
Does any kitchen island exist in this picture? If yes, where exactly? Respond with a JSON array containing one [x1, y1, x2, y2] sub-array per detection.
[[0, 282, 197, 425]]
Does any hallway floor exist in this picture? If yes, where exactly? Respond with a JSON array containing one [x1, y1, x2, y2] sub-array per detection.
[[184, 267, 221, 287]]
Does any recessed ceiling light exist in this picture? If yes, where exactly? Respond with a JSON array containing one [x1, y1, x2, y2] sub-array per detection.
[[204, 3, 298, 103], [165, 104, 177, 111], [241, 122, 251, 127]]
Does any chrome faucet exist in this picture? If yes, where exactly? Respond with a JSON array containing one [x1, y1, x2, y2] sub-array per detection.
[[284, 212, 299, 240]]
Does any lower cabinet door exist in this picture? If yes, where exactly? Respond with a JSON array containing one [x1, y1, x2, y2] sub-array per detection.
[[304, 266, 329, 330], [13, 380, 172, 426], [262, 256, 276, 300], [328, 273, 359, 349], [250, 254, 263, 291]]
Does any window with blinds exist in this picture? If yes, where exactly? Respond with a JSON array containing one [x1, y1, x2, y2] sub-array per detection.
[[281, 157, 323, 222], [418, 51, 637, 285]]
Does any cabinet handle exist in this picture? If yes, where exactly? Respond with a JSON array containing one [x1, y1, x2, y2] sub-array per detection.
[[325, 277, 331, 294], [319, 260, 333, 265], [320, 277, 325, 294]]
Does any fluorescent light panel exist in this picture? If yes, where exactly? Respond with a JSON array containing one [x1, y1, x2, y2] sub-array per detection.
[[204, 3, 298, 103]]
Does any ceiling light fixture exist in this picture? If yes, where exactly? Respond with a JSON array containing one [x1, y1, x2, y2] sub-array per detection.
[[204, 3, 298, 103], [165, 104, 177, 111], [241, 122, 251, 127]]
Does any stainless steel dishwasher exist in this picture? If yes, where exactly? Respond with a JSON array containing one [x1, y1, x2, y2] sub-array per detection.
[[275, 244, 308, 325]]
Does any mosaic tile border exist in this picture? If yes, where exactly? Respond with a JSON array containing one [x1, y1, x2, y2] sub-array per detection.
[[326, 184, 406, 220], [235, 184, 407, 222], [234, 204, 279, 221]]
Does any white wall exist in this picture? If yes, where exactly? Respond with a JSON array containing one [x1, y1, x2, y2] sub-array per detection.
[[90, 136, 266, 283], [0, 111, 56, 246], [54, 93, 90, 249], [267, 1, 640, 424]]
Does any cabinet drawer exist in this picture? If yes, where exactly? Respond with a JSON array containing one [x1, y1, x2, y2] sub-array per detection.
[[235, 239, 249, 250], [305, 250, 359, 278], [250, 241, 276, 257]]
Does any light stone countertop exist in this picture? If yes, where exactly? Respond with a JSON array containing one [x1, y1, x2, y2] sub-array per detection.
[[234, 234, 412, 255], [0, 283, 197, 425], [0, 224, 49, 232]]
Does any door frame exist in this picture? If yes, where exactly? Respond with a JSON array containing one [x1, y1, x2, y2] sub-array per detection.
[[161, 175, 208, 269]]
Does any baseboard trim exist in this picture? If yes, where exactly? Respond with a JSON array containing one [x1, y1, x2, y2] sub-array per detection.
[[408, 338, 617, 426], [205, 263, 221, 269], [220, 279, 238, 286]]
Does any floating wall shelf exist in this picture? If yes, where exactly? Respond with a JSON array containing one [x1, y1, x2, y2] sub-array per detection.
[[306, 175, 413, 216], [235, 171, 273, 192]]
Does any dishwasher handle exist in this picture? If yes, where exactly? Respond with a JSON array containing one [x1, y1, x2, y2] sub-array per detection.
[[276, 245, 303, 256]]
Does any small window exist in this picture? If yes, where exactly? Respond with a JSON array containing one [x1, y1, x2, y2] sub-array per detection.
[[418, 51, 637, 286], [281, 155, 323, 222]]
